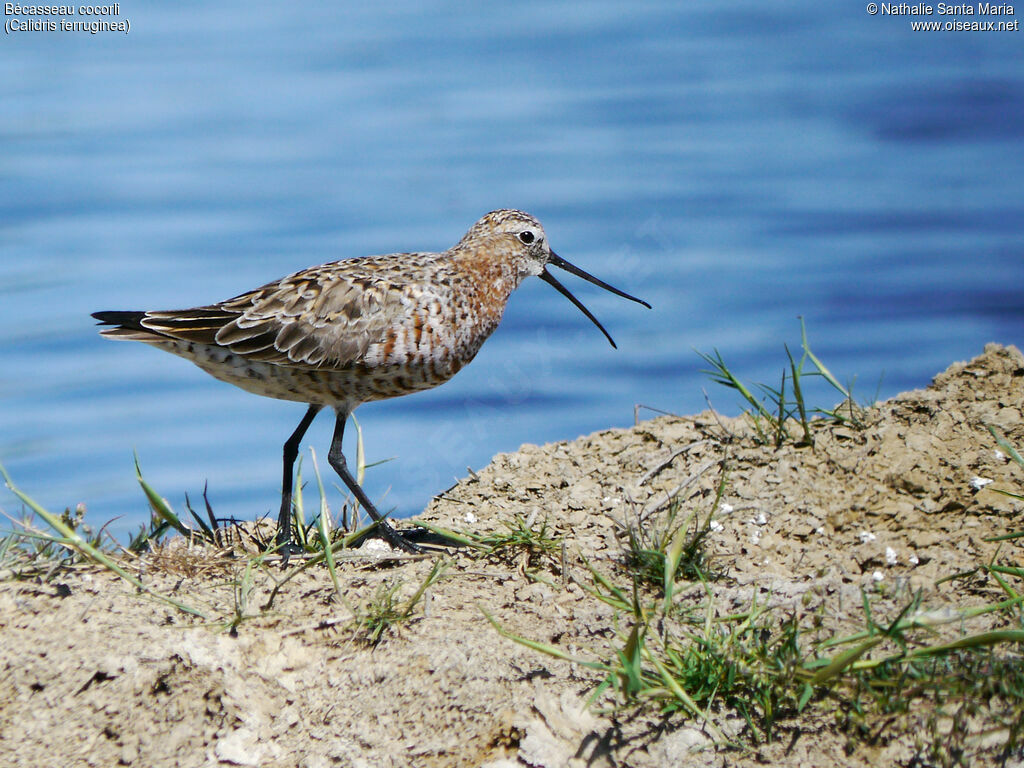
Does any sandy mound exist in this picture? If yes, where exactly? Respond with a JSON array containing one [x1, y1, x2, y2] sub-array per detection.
[[1, 344, 1022, 767]]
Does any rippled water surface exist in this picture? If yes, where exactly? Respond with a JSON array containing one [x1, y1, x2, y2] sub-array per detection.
[[2, 2, 1022, 538]]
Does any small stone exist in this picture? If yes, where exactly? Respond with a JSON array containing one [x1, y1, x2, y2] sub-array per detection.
[[214, 728, 261, 766], [969, 476, 993, 490]]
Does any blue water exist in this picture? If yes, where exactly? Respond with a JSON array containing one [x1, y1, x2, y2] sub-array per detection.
[[2, 1, 1022, 540]]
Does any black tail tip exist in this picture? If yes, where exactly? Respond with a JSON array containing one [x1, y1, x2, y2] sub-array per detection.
[[92, 310, 146, 327]]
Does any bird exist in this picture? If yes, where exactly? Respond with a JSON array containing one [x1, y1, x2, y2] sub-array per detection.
[[92, 209, 650, 554]]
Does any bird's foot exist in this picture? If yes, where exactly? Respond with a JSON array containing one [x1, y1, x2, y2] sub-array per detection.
[[274, 537, 305, 567], [363, 519, 424, 554]]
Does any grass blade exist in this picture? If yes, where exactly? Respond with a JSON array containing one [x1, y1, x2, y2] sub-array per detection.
[[0, 462, 207, 619], [310, 447, 341, 598], [809, 637, 884, 684], [413, 521, 482, 548], [480, 605, 608, 671], [799, 316, 849, 399], [135, 455, 191, 539], [351, 413, 366, 486], [988, 425, 1024, 469]]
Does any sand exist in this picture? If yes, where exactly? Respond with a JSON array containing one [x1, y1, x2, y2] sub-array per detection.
[[1, 343, 1022, 767]]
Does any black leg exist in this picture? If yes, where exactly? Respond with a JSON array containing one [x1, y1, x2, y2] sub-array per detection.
[[327, 411, 422, 554], [276, 404, 323, 547]]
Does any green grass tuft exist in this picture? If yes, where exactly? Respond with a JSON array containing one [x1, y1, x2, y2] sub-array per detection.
[[697, 317, 871, 447], [0, 461, 208, 618], [488, 431, 1024, 762], [417, 512, 563, 573], [347, 559, 446, 645]]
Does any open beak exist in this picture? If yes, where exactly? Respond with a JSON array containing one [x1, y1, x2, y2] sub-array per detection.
[[539, 252, 651, 349]]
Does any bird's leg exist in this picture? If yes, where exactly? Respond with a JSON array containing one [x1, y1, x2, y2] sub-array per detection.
[[327, 411, 423, 554], [276, 404, 323, 549]]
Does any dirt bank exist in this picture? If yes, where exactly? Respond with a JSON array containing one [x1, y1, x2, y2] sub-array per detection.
[[1, 344, 1022, 767]]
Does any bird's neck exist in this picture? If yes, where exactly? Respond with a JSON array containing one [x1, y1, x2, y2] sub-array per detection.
[[451, 250, 523, 331]]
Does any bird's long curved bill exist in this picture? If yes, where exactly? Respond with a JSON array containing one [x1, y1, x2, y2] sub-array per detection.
[[540, 252, 651, 349]]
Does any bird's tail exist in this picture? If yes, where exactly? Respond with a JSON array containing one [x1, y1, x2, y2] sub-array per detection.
[[91, 311, 163, 341]]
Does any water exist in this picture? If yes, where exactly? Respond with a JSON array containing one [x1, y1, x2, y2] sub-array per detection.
[[2, 1, 1022, 540]]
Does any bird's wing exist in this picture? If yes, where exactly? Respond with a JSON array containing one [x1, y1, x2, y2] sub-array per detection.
[[130, 258, 424, 368], [215, 266, 410, 366]]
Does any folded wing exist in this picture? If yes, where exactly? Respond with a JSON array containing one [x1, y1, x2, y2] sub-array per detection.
[[93, 263, 410, 369]]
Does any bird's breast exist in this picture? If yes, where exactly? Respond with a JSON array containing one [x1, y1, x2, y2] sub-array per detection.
[[361, 258, 519, 381]]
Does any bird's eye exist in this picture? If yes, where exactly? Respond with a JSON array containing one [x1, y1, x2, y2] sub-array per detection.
[[518, 231, 535, 244]]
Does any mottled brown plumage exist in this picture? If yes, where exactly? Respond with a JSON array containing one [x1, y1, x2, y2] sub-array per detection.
[[93, 209, 649, 553]]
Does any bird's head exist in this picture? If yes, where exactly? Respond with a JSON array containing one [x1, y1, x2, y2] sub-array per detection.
[[460, 209, 651, 348]]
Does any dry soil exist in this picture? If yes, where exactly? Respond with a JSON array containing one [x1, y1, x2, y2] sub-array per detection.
[[1, 343, 1023, 767]]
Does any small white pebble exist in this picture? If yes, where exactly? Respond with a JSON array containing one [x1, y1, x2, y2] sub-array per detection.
[[995, 450, 1007, 462], [363, 539, 392, 553], [709, 520, 724, 533], [750, 531, 761, 545], [872, 571, 884, 582], [719, 503, 734, 515], [749, 512, 768, 526], [858, 531, 877, 544], [885, 546, 898, 565], [815, 526, 826, 536], [969, 476, 993, 490], [909, 554, 920, 566], [464, 511, 478, 524]]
